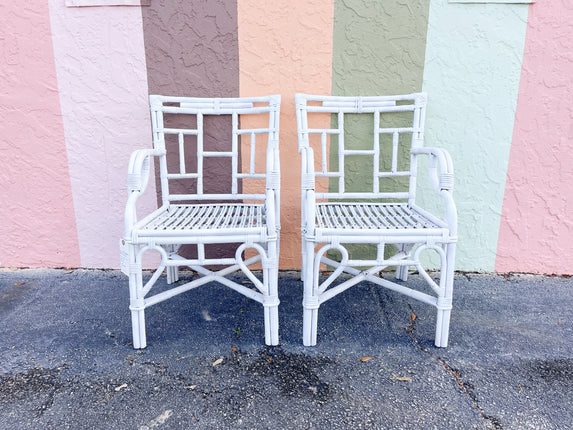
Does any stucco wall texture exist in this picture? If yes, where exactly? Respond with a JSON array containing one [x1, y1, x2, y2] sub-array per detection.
[[0, 1, 80, 267], [496, 0, 573, 275], [141, 0, 242, 262], [47, 0, 156, 269], [421, 1, 529, 271], [329, 0, 430, 262], [238, 0, 334, 267], [0, 0, 571, 274]]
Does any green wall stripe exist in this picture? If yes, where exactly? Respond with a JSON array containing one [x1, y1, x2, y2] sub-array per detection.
[[330, 0, 431, 260], [331, 1, 431, 97]]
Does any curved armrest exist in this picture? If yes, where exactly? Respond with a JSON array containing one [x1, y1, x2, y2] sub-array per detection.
[[299, 146, 316, 187], [265, 189, 279, 238], [264, 146, 281, 239], [411, 147, 454, 192], [265, 146, 281, 191], [411, 147, 457, 235], [299, 146, 317, 237], [127, 148, 165, 193], [124, 148, 165, 237]]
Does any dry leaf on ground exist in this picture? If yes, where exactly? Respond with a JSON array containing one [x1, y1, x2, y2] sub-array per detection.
[[391, 374, 412, 382]]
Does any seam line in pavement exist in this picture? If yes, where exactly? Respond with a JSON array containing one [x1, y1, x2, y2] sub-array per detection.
[[407, 303, 504, 430]]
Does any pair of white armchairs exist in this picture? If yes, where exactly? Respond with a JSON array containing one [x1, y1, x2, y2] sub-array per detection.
[[120, 93, 457, 349]]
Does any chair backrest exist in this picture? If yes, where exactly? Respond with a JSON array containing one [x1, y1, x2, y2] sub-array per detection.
[[296, 93, 427, 202], [149, 95, 281, 205]]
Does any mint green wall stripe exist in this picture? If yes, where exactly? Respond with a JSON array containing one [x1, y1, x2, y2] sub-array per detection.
[[420, 0, 529, 271]]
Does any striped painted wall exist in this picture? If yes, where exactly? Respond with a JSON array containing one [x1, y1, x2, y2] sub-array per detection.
[[0, 0, 571, 274]]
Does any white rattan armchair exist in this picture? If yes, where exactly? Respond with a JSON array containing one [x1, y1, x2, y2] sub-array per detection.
[[120, 95, 281, 349], [296, 93, 457, 347]]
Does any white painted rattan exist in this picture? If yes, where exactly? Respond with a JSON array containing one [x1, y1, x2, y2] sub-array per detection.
[[121, 95, 281, 349], [296, 93, 457, 347]]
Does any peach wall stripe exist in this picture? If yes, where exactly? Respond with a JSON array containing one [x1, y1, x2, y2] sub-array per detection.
[[496, 1, 573, 275], [48, 1, 156, 268], [0, 2, 80, 267], [238, 0, 335, 268]]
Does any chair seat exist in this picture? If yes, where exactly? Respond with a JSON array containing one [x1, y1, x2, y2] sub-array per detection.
[[314, 203, 447, 237], [135, 203, 266, 239]]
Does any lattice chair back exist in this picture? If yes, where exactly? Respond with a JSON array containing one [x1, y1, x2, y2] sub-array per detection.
[[296, 92, 457, 348], [121, 95, 281, 349], [296, 93, 427, 203], [149, 95, 281, 205]]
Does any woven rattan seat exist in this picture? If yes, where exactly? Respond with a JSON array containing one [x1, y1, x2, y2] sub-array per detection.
[[296, 93, 457, 347], [315, 203, 444, 232], [121, 95, 281, 349], [137, 204, 267, 237]]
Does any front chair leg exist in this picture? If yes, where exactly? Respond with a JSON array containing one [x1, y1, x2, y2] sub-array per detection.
[[302, 240, 319, 346], [128, 251, 147, 349], [434, 242, 456, 347], [263, 241, 280, 346]]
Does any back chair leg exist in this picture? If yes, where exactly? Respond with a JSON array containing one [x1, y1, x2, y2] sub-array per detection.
[[396, 264, 409, 282], [302, 240, 319, 346], [434, 242, 456, 347], [166, 266, 179, 284], [166, 246, 179, 284], [395, 244, 410, 281]]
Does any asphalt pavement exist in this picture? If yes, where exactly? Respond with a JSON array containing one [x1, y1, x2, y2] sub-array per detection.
[[0, 269, 571, 429]]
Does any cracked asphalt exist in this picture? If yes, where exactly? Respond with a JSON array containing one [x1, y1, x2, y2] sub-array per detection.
[[0, 269, 571, 429]]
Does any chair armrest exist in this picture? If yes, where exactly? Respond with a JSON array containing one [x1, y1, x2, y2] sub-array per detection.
[[411, 147, 454, 192], [124, 148, 165, 237], [411, 147, 457, 235], [299, 146, 317, 237], [127, 148, 165, 193], [299, 146, 316, 189], [264, 146, 281, 238], [265, 146, 280, 191], [265, 188, 279, 238]]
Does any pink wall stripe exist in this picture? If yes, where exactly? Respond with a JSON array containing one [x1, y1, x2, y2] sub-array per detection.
[[496, 1, 573, 275], [48, 1, 156, 268], [0, 2, 81, 267]]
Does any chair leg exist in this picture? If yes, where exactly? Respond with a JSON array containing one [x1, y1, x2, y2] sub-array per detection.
[[434, 242, 456, 347], [435, 308, 451, 348], [165, 246, 179, 284], [166, 265, 179, 284], [396, 264, 408, 282], [128, 253, 147, 349], [395, 244, 410, 281], [301, 244, 307, 282], [263, 240, 280, 346], [302, 240, 319, 346]]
